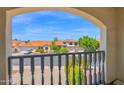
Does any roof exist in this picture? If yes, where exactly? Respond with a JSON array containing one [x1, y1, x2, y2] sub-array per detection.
[[12, 39, 78, 47], [64, 39, 77, 43], [12, 40, 21, 47], [19, 41, 52, 47], [54, 41, 65, 46]]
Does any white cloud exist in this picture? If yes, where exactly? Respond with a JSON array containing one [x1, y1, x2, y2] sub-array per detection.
[[21, 26, 99, 38], [12, 11, 80, 24], [35, 11, 79, 19], [12, 14, 33, 24], [22, 26, 60, 35], [13, 25, 100, 41], [73, 28, 100, 32]]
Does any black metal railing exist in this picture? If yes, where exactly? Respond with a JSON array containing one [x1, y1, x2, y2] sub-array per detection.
[[8, 51, 105, 85]]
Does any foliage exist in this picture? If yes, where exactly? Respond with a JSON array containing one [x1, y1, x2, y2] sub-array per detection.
[[35, 48, 44, 53], [25, 40, 30, 43], [58, 47, 69, 53], [50, 43, 60, 53], [53, 37, 59, 42], [68, 65, 84, 85], [64, 56, 89, 85], [78, 36, 99, 52], [51, 43, 69, 53]]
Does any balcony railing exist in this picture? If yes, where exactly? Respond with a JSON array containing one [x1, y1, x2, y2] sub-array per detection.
[[8, 51, 105, 85]]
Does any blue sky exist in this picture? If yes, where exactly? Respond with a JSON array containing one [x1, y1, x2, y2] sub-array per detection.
[[12, 10, 100, 41]]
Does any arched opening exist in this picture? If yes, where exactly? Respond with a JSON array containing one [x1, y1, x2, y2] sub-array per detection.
[[6, 7, 107, 85]]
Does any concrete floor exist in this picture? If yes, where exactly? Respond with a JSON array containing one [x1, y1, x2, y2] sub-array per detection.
[[11, 66, 99, 85], [12, 66, 65, 85]]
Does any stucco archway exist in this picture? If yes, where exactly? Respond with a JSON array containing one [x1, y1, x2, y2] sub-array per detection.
[[6, 7, 107, 84]]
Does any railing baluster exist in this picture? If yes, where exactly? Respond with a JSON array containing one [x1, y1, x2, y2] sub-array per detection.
[[93, 53, 97, 85], [58, 55, 62, 85], [78, 54, 82, 85], [89, 53, 92, 85], [41, 56, 44, 85], [98, 52, 101, 84], [84, 53, 87, 85], [102, 51, 105, 84], [72, 54, 75, 85], [19, 57, 24, 85], [31, 57, 35, 85], [8, 51, 105, 85], [8, 57, 12, 85], [50, 55, 53, 85], [65, 54, 69, 85]]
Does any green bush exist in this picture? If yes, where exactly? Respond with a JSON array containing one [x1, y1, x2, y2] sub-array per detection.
[[51, 43, 59, 52], [58, 47, 69, 53], [64, 56, 89, 85], [68, 65, 84, 85], [51, 43, 69, 53], [35, 48, 44, 53]]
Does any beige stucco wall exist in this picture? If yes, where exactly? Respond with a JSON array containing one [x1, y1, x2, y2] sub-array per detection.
[[0, 7, 118, 84], [116, 8, 124, 82], [76, 8, 117, 83], [0, 8, 7, 84]]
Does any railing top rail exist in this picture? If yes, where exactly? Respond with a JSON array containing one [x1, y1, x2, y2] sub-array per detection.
[[8, 50, 105, 59]]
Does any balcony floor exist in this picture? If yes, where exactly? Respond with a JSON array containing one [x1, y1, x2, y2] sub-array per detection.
[[11, 66, 99, 85]]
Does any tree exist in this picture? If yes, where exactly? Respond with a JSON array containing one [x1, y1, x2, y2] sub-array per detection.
[[25, 40, 30, 43], [53, 37, 59, 42], [78, 36, 99, 52], [51, 44, 69, 53], [50, 43, 60, 53]]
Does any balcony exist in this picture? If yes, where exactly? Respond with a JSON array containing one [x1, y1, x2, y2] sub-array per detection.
[[8, 51, 105, 85]]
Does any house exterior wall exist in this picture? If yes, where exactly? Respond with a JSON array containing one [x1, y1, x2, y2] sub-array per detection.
[[15, 46, 51, 53], [42, 46, 51, 53], [65, 42, 77, 47], [17, 46, 37, 52], [0, 7, 118, 84]]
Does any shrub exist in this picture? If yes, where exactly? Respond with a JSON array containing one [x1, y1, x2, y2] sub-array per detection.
[[58, 47, 69, 53], [64, 56, 89, 85], [35, 48, 44, 53], [68, 65, 84, 85], [51, 43, 69, 53]]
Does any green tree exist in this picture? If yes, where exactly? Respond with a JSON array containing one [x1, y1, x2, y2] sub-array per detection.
[[25, 40, 30, 43], [53, 37, 59, 42], [78, 36, 99, 51], [51, 39, 69, 53], [51, 44, 69, 53], [50, 43, 60, 53]]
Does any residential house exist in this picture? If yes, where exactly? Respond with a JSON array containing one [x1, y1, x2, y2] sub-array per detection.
[[54, 40, 66, 48], [18, 41, 52, 53], [63, 39, 79, 52], [12, 40, 22, 53]]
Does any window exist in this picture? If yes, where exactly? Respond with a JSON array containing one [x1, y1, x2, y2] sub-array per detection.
[[45, 47, 48, 50], [69, 42, 73, 45], [75, 42, 77, 46]]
